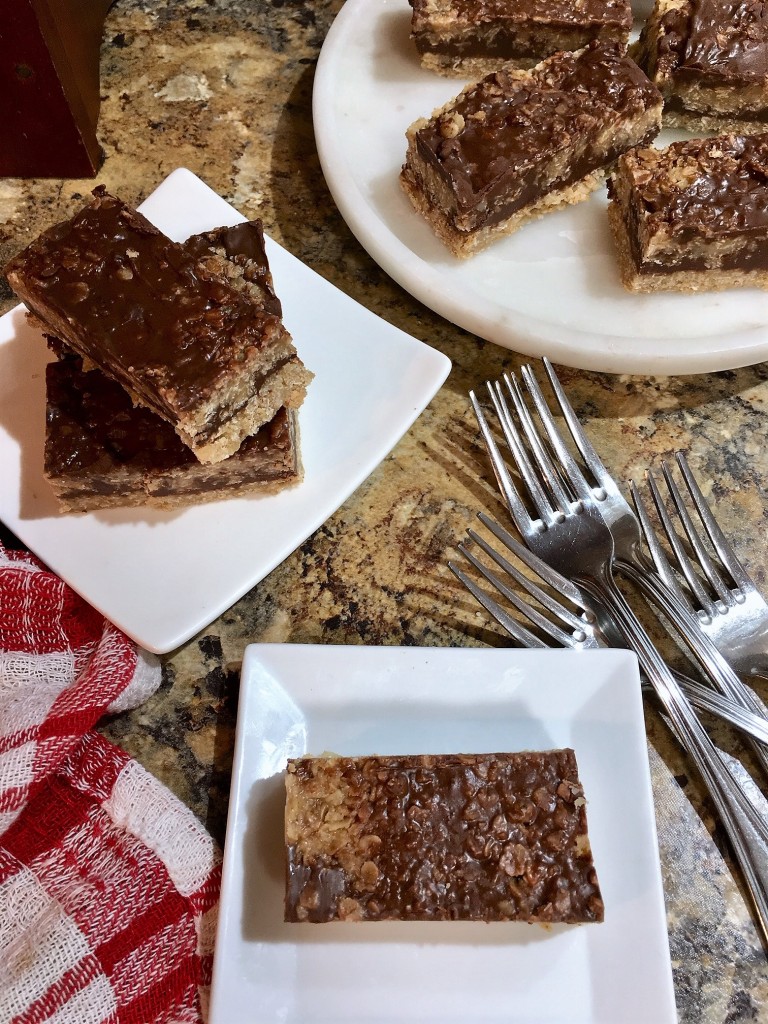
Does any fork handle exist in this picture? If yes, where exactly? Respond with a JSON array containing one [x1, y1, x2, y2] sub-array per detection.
[[580, 569, 768, 944], [619, 559, 768, 782], [659, 706, 768, 948]]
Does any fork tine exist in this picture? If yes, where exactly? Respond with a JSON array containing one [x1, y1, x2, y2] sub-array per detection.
[[541, 356, 612, 495], [645, 467, 718, 618], [476, 510, 589, 609], [485, 378, 559, 525], [502, 371, 575, 512], [448, 559, 548, 649], [464, 528, 592, 637], [661, 460, 735, 608], [469, 389, 533, 534], [455, 539, 580, 647], [629, 480, 695, 615], [520, 362, 595, 505], [450, 511, 597, 648], [675, 452, 755, 592]]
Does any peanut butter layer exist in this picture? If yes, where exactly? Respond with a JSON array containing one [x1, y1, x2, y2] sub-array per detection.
[[285, 750, 604, 924], [635, 0, 768, 131], [44, 355, 301, 512], [4, 190, 312, 463], [400, 42, 663, 257], [410, 0, 632, 77], [607, 134, 768, 292]]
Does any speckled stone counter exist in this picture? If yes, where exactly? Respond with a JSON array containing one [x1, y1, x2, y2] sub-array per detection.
[[2, 1, 768, 1019]]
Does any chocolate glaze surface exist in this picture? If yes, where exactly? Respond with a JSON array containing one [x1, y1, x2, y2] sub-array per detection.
[[285, 751, 604, 924], [4, 189, 281, 413], [185, 221, 282, 317], [414, 42, 661, 224], [625, 134, 768, 242], [657, 0, 768, 84]]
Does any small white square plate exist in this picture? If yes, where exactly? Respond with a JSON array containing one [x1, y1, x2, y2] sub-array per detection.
[[209, 645, 676, 1024], [0, 169, 450, 653]]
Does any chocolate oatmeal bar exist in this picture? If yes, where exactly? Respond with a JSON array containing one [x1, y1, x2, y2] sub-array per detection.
[[409, 0, 632, 78], [401, 42, 663, 257], [4, 191, 312, 464], [184, 220, 283, 318], [285, 750, 604, 924], [635, 0, 768, 133], [43, 356, 301, 513], [607, 134, 768, 292]]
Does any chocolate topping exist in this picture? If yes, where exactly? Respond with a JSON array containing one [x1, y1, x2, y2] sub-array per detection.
[[414, 43, 661, 224], [628, 135, 768, 240], [184, 221, 282, 317], [657, 0, 768, 85], [285, 751, 604, 924], [4, 189, 282, 414]]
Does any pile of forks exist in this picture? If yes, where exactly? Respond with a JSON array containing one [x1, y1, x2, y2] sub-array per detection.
[[450, 357, 768, 944]]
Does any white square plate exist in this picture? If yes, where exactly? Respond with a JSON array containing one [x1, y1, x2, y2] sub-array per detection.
[[0, 169, 450, 653], [209, 645, 676, 1024]]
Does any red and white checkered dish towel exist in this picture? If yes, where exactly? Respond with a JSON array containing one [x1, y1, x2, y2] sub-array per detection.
[[0, 544, 221, 1023]]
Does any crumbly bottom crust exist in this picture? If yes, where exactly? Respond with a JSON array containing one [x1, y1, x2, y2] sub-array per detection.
[[50, 470, 302, 513], [400, 164, 606, 258], [662, 106, 768, 137], [419, 51, 538, 77], [606, 201, 768, 293]]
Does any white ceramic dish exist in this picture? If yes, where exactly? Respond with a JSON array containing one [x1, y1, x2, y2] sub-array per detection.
[[0, 169, 451, 653], [312, 0, 768, 375], [209, 645, 676, 1024]]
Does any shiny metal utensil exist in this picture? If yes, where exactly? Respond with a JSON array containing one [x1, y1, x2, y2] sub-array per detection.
[[471, 370, 768, 942], [638, 453, 768, 681], [449, 513, 768, 745], [519, 359, 768, 779]]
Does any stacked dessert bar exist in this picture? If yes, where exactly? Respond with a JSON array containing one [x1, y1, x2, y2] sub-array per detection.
[[4, 189, 313, 512]]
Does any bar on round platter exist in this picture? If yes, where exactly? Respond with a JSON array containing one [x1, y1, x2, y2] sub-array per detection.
[[409, 0, 632, 78], [607, 134, 768, 293], [634, 0, 768, 133], [400, 42, 663, 258]]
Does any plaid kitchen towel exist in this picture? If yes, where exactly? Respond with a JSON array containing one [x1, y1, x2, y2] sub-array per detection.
[[0, 543, 221, 1023]]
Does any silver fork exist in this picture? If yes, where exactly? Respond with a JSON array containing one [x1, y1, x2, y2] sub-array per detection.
[[450, 514, 768, 744], [501, 359, 768, 780], [470, 369, 768, 940], [637, 453, 768, 681]]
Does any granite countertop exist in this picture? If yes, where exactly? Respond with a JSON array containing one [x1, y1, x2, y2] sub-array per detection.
[[2, 0, 768, 1019]]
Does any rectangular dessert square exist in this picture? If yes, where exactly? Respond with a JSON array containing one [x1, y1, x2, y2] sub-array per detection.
[[409, 0, 632, 78], [635, 0, 768, 133], [43, 355, 301, 512], [607, 134, 768, 292], [3, 191, 312, 464], [400, 42, 663, 257], [284, 750, 604, 924]]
